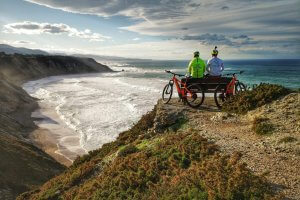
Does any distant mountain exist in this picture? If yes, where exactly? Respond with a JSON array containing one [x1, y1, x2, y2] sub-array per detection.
[[0, 44, 49, 55]]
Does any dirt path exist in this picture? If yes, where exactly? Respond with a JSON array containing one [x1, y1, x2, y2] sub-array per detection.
[[165, 97, 300, 199]]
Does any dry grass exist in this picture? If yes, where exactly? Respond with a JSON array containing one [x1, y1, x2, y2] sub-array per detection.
[[252, 117, 274, 135]]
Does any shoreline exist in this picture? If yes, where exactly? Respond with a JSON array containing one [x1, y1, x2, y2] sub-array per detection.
[[0, 53, 114, 199], [30, 101, 87, 166]]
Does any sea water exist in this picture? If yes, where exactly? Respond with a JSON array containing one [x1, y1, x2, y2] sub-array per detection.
[[108, 59, 300, 89], [23, 59, 300, 156]]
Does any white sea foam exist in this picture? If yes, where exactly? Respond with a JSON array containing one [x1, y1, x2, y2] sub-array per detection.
[[109, 65, 184, 75], [23, 72, 166, 153]]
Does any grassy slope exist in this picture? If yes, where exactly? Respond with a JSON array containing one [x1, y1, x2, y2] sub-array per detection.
[[19, 102, 280, 200]]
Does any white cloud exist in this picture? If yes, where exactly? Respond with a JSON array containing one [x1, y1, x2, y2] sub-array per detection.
[[14, 40, 36, 45], [3, 21, 111, 42], [24, 1, 300, 52], [20, 0, 300, 58], [132, 37, 140, 41], [0, 39, 36, 45], [93, 40, 222, 60]]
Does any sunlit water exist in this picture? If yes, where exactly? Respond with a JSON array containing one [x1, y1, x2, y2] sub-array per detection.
[[23, 72, 165, 153]]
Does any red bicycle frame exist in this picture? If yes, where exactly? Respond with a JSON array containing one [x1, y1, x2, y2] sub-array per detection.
[[168, 73, 194, 99], [171, 75, 186, 98], [225, 74, 238, 95]]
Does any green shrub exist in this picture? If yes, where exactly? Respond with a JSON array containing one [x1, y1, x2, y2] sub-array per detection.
[[222, 83, 291, 114], [118, 144, 139, 157], [252, 117, 274, 135], [168, 117, 188, 132], [278, 136, 297, 144]]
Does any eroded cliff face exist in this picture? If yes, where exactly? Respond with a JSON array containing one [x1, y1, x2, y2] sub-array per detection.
[[0, 53, 112, 199]]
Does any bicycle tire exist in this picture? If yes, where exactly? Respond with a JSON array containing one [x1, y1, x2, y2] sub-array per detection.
[[214, 84, 227, 109], [162, 83, 173, 104], [185, 84, 205, 108], [235, 82, 246, 94]]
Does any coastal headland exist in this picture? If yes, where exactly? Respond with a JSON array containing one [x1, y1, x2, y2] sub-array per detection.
[[0, 52, 299, 199], [19, 90, 300, 199], [0, 52, 112, 199]]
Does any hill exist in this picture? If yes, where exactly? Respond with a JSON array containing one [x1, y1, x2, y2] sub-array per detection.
[[0, 44, 49, 55], [0, 53, 112, 199], [18, 91, 300, 199]]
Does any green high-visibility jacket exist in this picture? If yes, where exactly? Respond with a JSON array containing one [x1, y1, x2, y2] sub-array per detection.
[[188, 57, 206, 78]]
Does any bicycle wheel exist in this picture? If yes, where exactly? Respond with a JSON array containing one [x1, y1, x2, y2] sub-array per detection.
[[235, 82, 246, 94], [214, 84, 227, 109], [162, 83, 173, 104], [185, 84, 205, 108]]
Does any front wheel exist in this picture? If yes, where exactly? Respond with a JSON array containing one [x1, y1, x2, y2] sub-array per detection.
[[214, 84, 227, 109], [162, 83, 173, 104], [185, 84, 205, 108]]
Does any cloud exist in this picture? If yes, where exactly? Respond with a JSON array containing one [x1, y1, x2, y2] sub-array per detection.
[[14, 40, 36, 45], [24, 0, 300, 58], [93, 39, 209, 60], [25, 0, 195, 20], [182, 34, 232, 45], [3, 21, 110, 41], [221, 6, 229, 10], [0, 39, 36, 45], [181, 33, 257, 46], [24, 1, 300, 37], [132, 37, 140, 41]]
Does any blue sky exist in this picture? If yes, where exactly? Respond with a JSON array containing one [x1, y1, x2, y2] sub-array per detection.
[[0, 0, 299, 60]]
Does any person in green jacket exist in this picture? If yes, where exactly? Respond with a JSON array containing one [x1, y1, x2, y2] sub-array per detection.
[[187, 51, 206, 78]]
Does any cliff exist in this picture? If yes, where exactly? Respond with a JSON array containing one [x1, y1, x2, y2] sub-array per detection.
[[17, 84, 299, 200], [0, 52, 112, 199]]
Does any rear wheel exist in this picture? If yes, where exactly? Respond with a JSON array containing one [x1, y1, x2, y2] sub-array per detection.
[[185, 84, 205, 108], [214, 84, 227, 109], [162, 83, 173, 104], [235, 82, 246, 94]]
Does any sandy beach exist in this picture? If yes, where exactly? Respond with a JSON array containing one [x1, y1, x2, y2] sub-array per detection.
[[30, 101, 87, 166]]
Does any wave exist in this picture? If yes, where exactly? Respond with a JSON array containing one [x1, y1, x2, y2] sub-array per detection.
[[23, 73, 164, 154]]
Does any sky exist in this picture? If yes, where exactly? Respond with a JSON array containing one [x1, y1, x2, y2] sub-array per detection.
[[0, 0, 299, 60]]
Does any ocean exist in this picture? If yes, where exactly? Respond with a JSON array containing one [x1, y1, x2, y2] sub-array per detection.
[[23, 59, 300, 159], [108, 59, 300, 89]]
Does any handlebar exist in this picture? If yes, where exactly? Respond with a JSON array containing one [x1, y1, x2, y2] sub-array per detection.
[[165, 70, 185, 77], [224, 70, 244, 76]]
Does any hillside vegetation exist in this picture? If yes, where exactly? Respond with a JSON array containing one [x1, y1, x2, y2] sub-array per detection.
[[222, 83, 291, 114], [18, 101, 281, 200]]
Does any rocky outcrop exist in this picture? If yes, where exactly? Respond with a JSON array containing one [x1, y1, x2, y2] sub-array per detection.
[[0, 52, 112, 199]]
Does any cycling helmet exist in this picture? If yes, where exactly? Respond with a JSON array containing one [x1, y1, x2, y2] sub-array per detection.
[[211, 46, 218, 56], [194, 51, 199, 57]]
